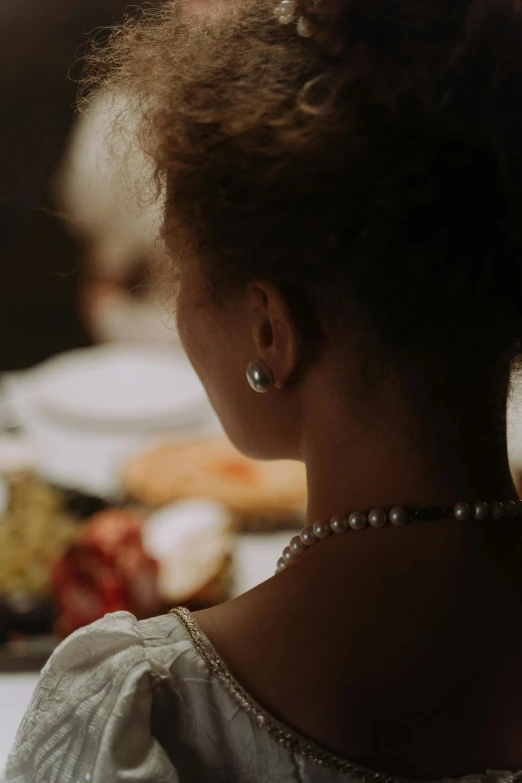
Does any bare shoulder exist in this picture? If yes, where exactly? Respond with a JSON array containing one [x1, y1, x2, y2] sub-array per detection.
[[190, 533, 522, 778]]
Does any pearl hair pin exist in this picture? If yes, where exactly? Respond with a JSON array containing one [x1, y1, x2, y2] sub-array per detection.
[[276, 500, 521, 573], [274, 0, 315, 37]]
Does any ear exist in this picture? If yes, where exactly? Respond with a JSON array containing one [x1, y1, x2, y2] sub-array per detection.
[[247, 281, 301, 390]]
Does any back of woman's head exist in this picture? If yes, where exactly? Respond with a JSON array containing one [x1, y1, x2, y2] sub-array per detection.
[[88, 0, 522, 373]]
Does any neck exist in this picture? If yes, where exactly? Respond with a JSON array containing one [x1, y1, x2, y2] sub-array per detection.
[[301, 372, 516, 523]]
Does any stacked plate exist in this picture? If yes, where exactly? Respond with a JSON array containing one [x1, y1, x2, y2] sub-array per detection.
[[0, 345, 219, 497]]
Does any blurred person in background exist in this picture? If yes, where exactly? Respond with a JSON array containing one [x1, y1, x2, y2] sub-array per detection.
[[54, 87, 171, 345], [5, 0, 522, 781], [0, 0, 163, 369]]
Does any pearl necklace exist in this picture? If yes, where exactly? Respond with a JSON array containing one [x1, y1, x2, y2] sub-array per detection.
[[276, 500, 521, 573]]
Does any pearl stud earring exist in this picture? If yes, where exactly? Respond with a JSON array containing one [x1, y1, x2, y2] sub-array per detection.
[[246, 361, 273, 393]]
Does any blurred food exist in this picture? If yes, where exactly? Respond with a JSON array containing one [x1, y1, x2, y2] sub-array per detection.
[[143, 499, 233, 606], [0, 477, 8, 517], [0, 475, 77, 601], [60, 488, 109, 519], [123, 436, 307, 529], [52, 508, 159, 638], [0, 472, 237, 646]]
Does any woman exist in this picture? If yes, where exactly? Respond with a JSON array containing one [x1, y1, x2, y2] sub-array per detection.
[[5, 0, 522, 780]]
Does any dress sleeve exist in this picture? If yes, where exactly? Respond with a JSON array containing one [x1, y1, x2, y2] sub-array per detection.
[[1, 612, 178, 783]]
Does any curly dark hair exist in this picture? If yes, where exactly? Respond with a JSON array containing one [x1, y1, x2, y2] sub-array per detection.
[[85, 0, 522, 372]]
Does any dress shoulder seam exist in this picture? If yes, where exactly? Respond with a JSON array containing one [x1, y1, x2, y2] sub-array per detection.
[[171, 607, 410, 782]]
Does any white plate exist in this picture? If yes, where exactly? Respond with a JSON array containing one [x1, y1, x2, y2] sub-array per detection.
[[0, 345, 220, 497], [35, 345, 208, 430]]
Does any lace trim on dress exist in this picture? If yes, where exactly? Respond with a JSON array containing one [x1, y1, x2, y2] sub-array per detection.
[[170, 607, 522, 783]]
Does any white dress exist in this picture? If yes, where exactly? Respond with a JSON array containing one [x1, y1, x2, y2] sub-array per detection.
[[2, 608, 521, 783]]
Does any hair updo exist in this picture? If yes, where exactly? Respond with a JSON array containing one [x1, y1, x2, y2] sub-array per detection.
[[86, 0, 522, 371]]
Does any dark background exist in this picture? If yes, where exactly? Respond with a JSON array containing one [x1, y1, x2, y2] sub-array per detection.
[[0, 0, 149, 370]]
